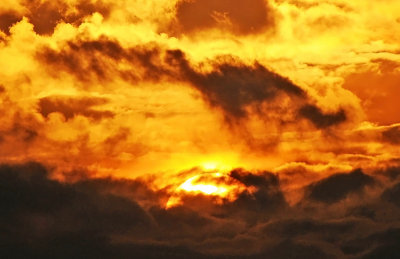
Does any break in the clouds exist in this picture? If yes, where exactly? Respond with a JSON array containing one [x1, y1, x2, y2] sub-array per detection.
[[1, 0, 400, 258]]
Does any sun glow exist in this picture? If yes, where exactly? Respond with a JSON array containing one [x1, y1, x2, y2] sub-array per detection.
[[201, 162, 220, 171], [165, 171, 247, 208], [180, 175, 228, 195]]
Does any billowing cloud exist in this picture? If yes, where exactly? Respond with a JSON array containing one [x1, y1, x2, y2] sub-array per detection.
[[306, 169, 374, 203], [2, 162, 400, 258]]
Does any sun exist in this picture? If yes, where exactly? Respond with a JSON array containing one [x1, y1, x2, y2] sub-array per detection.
[[200, 159, 236, 171], [165, 171, 247, 208], [179, 174, 228, 195]]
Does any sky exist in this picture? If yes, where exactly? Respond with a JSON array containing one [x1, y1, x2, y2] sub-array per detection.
[[1, 0, 400, 258]]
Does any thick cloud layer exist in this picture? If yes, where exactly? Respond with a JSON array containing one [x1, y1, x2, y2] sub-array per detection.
[[2, 162, 400, 258]]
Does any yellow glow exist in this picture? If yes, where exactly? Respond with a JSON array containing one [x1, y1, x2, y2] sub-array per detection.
[[201, 162, 219, 171], [165, 172, 248, 208], [180, 176, 228, 195]]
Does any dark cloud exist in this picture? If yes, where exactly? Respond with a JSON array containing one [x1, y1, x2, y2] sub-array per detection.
[[299, 104, 347, 128], [24, 0, 112, 35], [341, 228, 400, 259], [377, 166, 400, 181], [223, 169, 287, 223], [166, 49, 350, 128], [382, 126, 400, 145], [0, 11, 22, 35], [306, 169, 374, 203], [0, 162, 159, 258], [38, 40, 307, 121], [38, 96, 114, 121], [264, 218, 355, 241], [258, 240, 335, 259], [38, 38, 170, 82], [381, 183, 400, 207], [174, 0, 274, 35], [178, 58, 306, 120], [2, 162, 400, 257], [0, 113, 40, 144], [38, 38, 350, 129], [360, 242, 400, 259]]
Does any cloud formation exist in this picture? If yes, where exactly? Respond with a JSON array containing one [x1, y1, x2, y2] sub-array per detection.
[[0, 0, 400, 257], [2, 162, 400, 258]]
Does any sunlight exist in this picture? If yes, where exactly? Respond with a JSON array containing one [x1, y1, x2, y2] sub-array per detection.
[[180, 176, 228, 195], [201, 162, 219, 171]]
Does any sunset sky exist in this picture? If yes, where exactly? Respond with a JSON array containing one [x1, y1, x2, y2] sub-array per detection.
[[1, 0, 400, 258]]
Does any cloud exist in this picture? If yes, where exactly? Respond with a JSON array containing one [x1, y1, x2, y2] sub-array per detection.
[[258, 239, 336, 259], [0, 0, 400, 257], [2, 162, 400, 257], [166, 49, 349, 129], [341, 228, 400, 259], [382, 126, 400, 145], [306, 169, 374, 203], [0, 162, 158, 257], [38, 96, 114, 121], [298, 104, 347, 129], [175, 56, 306, 120], [173, 0, 274, 35], [37, 37, 350, 133], [38, 38, 171, 83], [381, 183, 400, 207], [342, 59, 400, 125], [0, 11, 21, 35], [24, 0, 111, 35]]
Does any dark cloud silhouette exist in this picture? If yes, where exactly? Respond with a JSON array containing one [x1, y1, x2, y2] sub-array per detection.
[[223, 169, 287, 223], [341, 228, 400, 259], [381, 183, 400, 207], [38, 38, 170, 82], [174, 0, 274, 35], [258, 239, 335, 259], [0, 1, 112, 36], [178, 59, 306, 120], [0, 11, 21, 35], [306, 169, 374, 203], [165, 49, 349, 128], [264, 218, 355, 241], [0, 162, 161, 258], [2, 162, 400, 257], [299, 104, 347, 128], [39, 38, 349, 129], [382, 126, 400, 145], [24, 0, 112, 35], [38, 96, 114, 121]]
